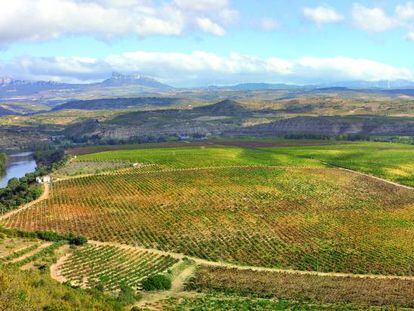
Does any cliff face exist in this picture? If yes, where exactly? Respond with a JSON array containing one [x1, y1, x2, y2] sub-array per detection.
[[234, 116, 414, 137]]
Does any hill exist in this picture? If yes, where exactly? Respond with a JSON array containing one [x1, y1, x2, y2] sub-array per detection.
[[192, 99, 250, 116]]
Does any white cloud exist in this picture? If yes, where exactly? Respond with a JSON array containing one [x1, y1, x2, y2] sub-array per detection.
[[259, 18, 279, 31], [3, 52, 412, 86], [295, 56, 411, 82], [352, 4, 395, 32], [196, 18, 226, 36], [395, 2, 414, 21], [0, 0, 237, 44], [173, 0, 229, 11], [406, 31, 414, 41], [303, 6, 344, 24]]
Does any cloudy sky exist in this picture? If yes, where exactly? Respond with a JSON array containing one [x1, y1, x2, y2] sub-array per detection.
[[0, 0, 414, 86]]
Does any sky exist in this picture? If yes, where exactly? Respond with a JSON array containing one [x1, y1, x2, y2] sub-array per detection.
[[0, 0, 414, 86]]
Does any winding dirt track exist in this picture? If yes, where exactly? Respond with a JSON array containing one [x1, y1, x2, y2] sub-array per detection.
[[87, 240, 414, 281], [323, 162, 414, 190]]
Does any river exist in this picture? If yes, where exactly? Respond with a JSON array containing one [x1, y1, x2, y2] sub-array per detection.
[[0, 152, 37, 188]]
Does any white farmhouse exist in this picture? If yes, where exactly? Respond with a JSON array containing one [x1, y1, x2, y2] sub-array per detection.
[[36, 175, 51, 184]]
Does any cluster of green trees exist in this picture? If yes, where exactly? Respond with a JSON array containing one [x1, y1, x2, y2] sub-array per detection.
[[0, 153, 5, 174], [141, 274, 172, 291], [0, 172, 43, 214], [0, 227, 87, 245], [34, 148, 66, 172]]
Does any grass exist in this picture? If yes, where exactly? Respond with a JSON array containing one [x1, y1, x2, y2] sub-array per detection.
[[0, 265, 127, 310]]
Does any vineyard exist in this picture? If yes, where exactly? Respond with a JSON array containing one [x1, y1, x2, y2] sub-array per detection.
[[0, 234, 63, 269], [56, 243, 178, 291], [76, 146, 323, 169], [53, 160, 131, 178], [76, 142, 414, 187], [3, 163, 414, 275], [186, 266, 414, 308], [159, 295, 364, 311]]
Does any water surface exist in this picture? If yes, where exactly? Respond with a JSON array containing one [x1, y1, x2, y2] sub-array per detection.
[[0, 152, 37, 188]]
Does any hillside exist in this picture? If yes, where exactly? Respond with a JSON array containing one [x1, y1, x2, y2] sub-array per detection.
[[0, 106, 14, 116], [62, 99, 253, 141], [53, 97, 186, 111], [235, 116, 414, 137]]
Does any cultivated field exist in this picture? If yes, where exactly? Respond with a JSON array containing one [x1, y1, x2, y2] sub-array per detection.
[[4, 141, 414, 309], [187, 266, 414, 308], [4, 162, 414, 274], [56, 243, 178, 291]]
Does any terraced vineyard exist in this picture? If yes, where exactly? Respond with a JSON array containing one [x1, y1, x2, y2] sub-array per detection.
[[4, 164, 414, 275], [57, 243, 178, 290], [0, 234, 63, 269]]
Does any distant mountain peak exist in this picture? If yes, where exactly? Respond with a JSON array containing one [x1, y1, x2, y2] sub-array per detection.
[[102, 72, 171, 89], [0, 76, 14, 85]]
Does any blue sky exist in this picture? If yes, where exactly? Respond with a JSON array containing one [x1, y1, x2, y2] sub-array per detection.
[[0, 0, 414, 86]]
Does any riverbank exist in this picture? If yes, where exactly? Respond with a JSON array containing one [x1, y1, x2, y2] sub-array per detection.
[[0, 152, 37, 188]]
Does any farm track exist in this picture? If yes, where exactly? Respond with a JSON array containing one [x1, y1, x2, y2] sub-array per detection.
[[0, 182, 50, 221], [324, 162, 414, 190], [10, 242, 52, 264]]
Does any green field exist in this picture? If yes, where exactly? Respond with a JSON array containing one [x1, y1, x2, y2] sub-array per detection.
[[76, 145, 322, 169], [77, 141, 414, 186]]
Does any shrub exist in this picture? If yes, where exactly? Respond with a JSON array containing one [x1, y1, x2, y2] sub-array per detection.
[[141, 274, 171, 291], [67, 234, 88, 246], [117, 283, 138, 305], [36, 231, 62, 242]]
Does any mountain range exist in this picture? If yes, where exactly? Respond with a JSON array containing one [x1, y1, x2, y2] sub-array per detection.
[[0, 72, 172, 97], [1, 73, 414, 111]]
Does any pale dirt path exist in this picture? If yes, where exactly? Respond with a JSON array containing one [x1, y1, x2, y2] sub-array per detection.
[[0, 182, 50, 221], [10, 242, 51, 263], [323, 162, 414, 190], [50, 245, 71, 283]]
